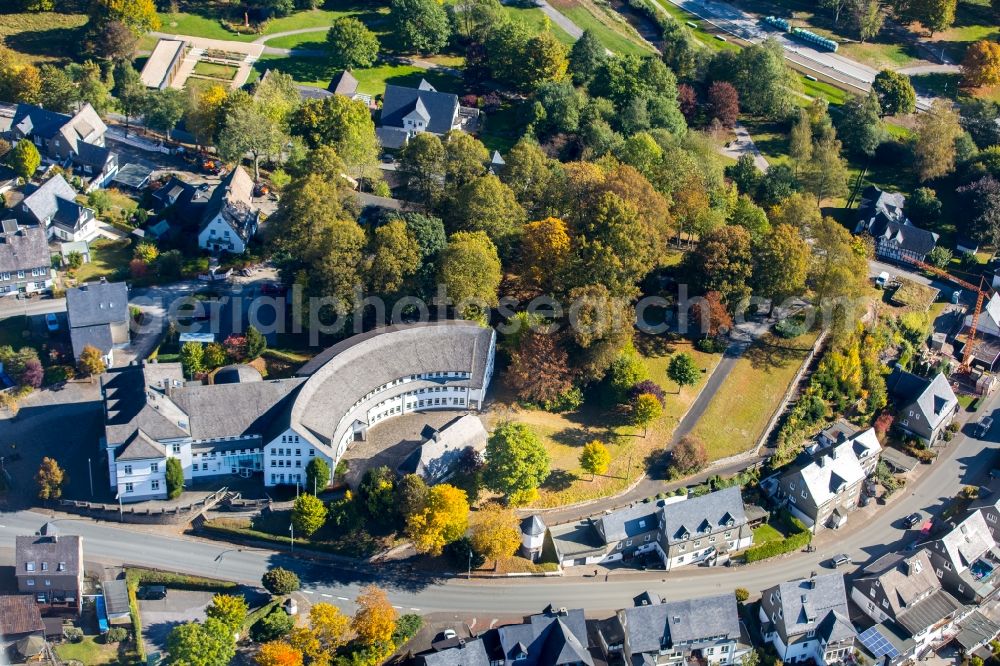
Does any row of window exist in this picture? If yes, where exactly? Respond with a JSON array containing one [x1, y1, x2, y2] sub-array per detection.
[[123, 479, 160, 493], [0, 281, 48, 293], [270, 473, 302, 484], [280, 434, 301, 444], [0, 268, 46, 281], [123, 462, 158, 476], [271, 459, 302, 468], [24, 562, 66, 572], [354, 372, 472, 408], [273, 448, 308, 457]]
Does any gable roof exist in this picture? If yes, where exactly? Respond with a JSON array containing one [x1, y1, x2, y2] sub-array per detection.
[[13, 103, 71, 139], [399, 414, 487, 480], [496, 607, 592, 666], [102, 363, 190, 447], [932, 510, 996, 573], [887, 369, 958, 430], [167, 378, 305, 440], [858, 185, 907, 230], [855, 550, 945, 622], [75, 141, 115, 169], [59, 103, 107, 154], [380, 81, 459, 135], [200, 166, 257, 239], [140, 39, 186, 89], [421, 637, 491, 666], [870, 219, 939, 256], [66, 281, 129, 328], [783, 431, 879, 507], [16, 529, 82, 578], [20, 174, 80, 224], [593, 501, 660, 543], [0, 224, 49, 273], [70, 323, 115, 358], [764, 574, 853, 643], [621, 593, 739, 654], [0, 595, 45, 636], [661, 487, 747, 545], [328, 70, 359, 96]]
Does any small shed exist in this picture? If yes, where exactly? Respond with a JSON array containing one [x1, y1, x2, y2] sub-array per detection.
[[60, 240, 91, 266], [956, 236, 980, 256], [112, 162, 154, 191], [102, 579, 131, 626], [880, 447, 920, 473]]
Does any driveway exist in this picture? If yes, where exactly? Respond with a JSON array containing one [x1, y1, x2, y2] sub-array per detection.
[[720, 123, 769, 172], [139, 590, 216, 655]]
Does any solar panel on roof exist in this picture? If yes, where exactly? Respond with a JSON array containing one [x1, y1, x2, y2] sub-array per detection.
[[858, 626, 901, 660]]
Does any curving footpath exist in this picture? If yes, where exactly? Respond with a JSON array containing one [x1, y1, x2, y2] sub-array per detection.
[[1, 386, 995, 615]]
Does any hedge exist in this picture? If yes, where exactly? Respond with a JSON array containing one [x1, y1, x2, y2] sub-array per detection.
[[243, 598, 280, 634], [126, 578, 146, 663], [743, 512, 812, 563], [125, 566, 237, 592]]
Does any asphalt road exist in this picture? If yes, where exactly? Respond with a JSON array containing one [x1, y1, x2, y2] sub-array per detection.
[[2, 395, 996, 615]]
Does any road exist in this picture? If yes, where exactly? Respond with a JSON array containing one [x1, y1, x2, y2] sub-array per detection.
[[2, 407, 994, 615]]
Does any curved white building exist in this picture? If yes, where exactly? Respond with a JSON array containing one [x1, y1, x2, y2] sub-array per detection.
[[102, 321, 496, 502]]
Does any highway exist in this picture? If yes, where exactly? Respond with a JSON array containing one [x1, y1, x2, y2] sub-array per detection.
[[1, 392, 997, 615]]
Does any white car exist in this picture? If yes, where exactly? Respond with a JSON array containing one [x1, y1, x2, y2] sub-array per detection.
[[45, 313, 59, 332]]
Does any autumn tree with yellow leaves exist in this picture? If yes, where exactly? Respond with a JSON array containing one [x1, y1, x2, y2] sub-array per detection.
[[406, 484, 469, 555], [470, 503, 521, 561], [351, 585, 397, 646]]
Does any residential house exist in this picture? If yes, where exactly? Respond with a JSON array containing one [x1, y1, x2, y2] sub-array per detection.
[[418, 637, 491, 666], [0, 595, 45, 657], [658, 486, 753, 570], [197, 166, 260, 254], [592, 501, 663, 564], [759, 574, 857, 665], [10, 103, 117, 190], [15, 523, 83, 614], [18, 174, 99, 242], [886, 369, 959, 445], [855, 185, 938, 264], [816, 419, 858, 449], [970, 476, 1000, 543], [494, 605, 593, 666], [924, 509, 1000, 604], [66, 281, 130, 365], [102, 321, 496, 501], [151, 176, 196, 211], [851, 550, 966, 662], [139, 39, 186, 90], [112, 162, 154, 192], [611, 592, 750, 666], [775, 427, 881, 532], [398, 414, 487, 483], [376, 80, 477, 149], [960, 293, 1000, 370], [0, 221, 52, 296]]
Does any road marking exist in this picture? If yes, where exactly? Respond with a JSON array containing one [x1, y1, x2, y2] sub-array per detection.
[[392, 605, 403, 609], [410, 608, 421, 611], [321, 593, 332, 598], [302, 590, 314, 595], [336, 596, 349, 601]]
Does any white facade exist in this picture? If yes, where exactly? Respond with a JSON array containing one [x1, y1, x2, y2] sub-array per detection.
[[199, 214, 247, 254], [264, 429, 330, 489]]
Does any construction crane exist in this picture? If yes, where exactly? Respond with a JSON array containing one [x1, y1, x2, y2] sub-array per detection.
[[903, 258, 992, 372]]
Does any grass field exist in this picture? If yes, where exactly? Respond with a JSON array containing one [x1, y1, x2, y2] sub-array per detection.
[[490, 337, 722, 508], [752, 522, 785, 545], [72, 239, 132, 284], [160, 7, 354, 41], [0, 12, 89, 65], [503, 5, 577, 46], [260, 55, 464, 95], [551, 0, 654, 55], [193, 61, 239, 80], [55, 636, 123, 665], [687, 329, 821, 462]]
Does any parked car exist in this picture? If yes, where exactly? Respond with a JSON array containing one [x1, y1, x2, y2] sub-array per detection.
[[903, 512, 923, 529], [831, 553, 852, 568], [977, 416, 993, 437], [442, 629, 457, 640], [45, 313, 59, 331], [136, 585, 167, 600]]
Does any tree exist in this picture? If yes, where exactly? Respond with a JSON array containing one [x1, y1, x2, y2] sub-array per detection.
[[399, 132, 446, 204], [726, 154, 761, 197], [853, 0, 885, 41], [36, 457, 64, 500], [450, 175, 526, 252], [292, 493, 328, 537], [391, 0, 451, 54], [352, 585, 397, 646], [180, 342, 204, 379], [907, 0, 957, 35], [89, 0, 160, 36], [837, 94, 885, 157], [470, 503, 521, 560], [406, 483, 469, 555], [244, 326, 267, 361], [872, 70, 916, 117], [710, 38, 793, 119], [752, 223, 810, 305], [580, 441, 611, 479], [707, 81, 739, 128], [689, 291, 733, 339], [439, 231, 502, 323], [78, 345, 106, 377], [672, 435, 708, 475], [569, 29, 605, 85], [359, 466, 400, 526], [143, 88, 186, 140], [254, 70, 301, 125], [608, 344, 648, 402], [735, 588, 750, 603], [914, 99, 962, 182], [167, 617, 235, 666], [729, 194, 771, 241], [484, 422, 550, 506], [632, 393, 662, 435], [326, 17, 380, 70], [262, 568, 300, 595], [522, 217, 571, 291], [689, 225, 753, 308], [92, 20, 137, 62], [289, 96, 379, 177], [368, 218, 421, 295], [500, 138, 554, 215], [789, 109, 813, 173], [73, 61, 112, 115], [908, 187, 942, 225], [958, 176, 1000, 245], [305, 458, 330, 494], [205, 343, 227, 369], [506, 330, 576, 405], [927, 245, 953, 268], [217, 103, 286, 181], [523, 32, 569, 90], [256, 641, 303, 666], [396, 474, 429, 521], [452, 0, 505, 43], [802, 131, 849, 203], [40, 65, 79, 113], [7, 140, 40, 181], [186, 84, 228, 147], [19, 358, 43, 389], [166, 457, 184, 499], [113, 62, 147, 131], [668, 352, 700, 390], [809, 216, 869, 322], [206, 594, 249, 633], [961, 40, 1000, 88], [306, 602, 351, 653], [444, 130, 489, 190]]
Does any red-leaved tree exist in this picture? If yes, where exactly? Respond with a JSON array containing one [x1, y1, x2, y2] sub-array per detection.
[[707, 81, 739, 128]]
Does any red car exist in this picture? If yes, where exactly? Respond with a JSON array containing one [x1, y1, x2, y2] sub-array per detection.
[[261, 283, 286, 296]]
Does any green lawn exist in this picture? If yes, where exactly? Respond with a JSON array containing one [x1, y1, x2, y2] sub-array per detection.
[[752, 522, 785, 545], [193, 61, 239, 80], [503, 6, 577, 46], [261, 31, 328, 50], [55, 637, 120, 665], [185, 76, 227, 93], [159, 7, 356, 41], [653, 1, 740, 52], [0, 12, 89, 65], [253, 53, 333, 87], [800, 76, 850, 106], [479, 101, 527, 153], [352, 63, 463, 96], [688, 329, 821, 462], [557, 2, 654, 56], [72, 239, 132, 284]]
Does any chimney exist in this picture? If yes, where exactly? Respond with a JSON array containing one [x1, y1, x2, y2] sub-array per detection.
[[817, 455, 827, 468]]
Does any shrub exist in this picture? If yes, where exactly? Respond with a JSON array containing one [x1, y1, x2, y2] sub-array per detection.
[[250, 607, 294, 643], [540, 386, 584, 412], [105, 627, 129, 643], [735, 588, 750, 603], [393, 614, 423, 646], [695, 336, 727, 353], [261, 567, 300, 595], [630, 379, 666, 407]]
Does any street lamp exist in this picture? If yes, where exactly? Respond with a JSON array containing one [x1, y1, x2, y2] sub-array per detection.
[[467, 549, 472, 580], [289, 523, 294, 553]]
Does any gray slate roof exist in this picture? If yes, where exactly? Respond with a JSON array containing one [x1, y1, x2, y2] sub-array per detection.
[[764, 574, 854, 644], [213, 364, 263, 385], [380, 81, 459, 135], [661, 487, 747, 544], [12, 104, 69, 140], [70, 323, 114, 358], [329, 70, 359, 96], [16, 530, 81, 577], [594, 501, 660, 543], [621, 593, 739, 655], [421, 638, 491, 666], [66, 281, 128, 328], [0, 225, 49, 273], [20, 174, 80, 225], [168, 378, 304, 440], [522, 515, 547, 537], [887, 369, 958, 430], [496, 607, 592, 666]]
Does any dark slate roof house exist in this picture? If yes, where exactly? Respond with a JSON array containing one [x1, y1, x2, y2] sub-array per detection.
[[886, 368, 959, 444], [855, 185, 938, 263], [377, 80, 461, 149], [18, 174, 97, 241], [418, 637, 491, 666], [329, 70, 360, 96], [759, 574, 856, 665], [66, 281, 130, 362], [495, 606, 593, 666], [0, 224, 52, 296]]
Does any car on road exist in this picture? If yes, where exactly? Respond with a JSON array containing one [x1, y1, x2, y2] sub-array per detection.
[[45, 313, 58, 331], [977, 416, 993, 437], [831, 554, 852, 568], [136, 585, 166, 600], [903, 512, 923, 529]]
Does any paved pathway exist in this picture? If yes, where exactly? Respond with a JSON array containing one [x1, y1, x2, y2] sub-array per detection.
[[150, 32, 263, 89], [535, 0, 584, 39], [720, 122, 769, 172]]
